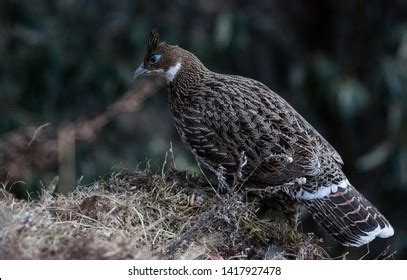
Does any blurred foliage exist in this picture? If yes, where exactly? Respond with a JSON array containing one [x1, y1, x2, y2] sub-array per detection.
[[0, 0, 406, 258]]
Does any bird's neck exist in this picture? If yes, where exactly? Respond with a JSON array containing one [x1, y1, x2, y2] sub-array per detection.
[[167, 53, 209, 99], [168, 50, 210, 89]]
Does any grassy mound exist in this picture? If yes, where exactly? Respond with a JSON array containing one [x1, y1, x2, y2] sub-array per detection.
[[0, 168, 327, 259]]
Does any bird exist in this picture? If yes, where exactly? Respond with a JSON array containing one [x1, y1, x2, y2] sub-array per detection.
[[134, 29, 394, 247]]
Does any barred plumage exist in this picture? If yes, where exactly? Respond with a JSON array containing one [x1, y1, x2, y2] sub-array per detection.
[[134, 30, 394, 247]]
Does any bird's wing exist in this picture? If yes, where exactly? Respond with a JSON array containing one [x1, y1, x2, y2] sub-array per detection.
[[169, 91, 237, 175], [200, 74, 343, 185]]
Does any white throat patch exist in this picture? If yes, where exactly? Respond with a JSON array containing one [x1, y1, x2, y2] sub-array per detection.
[[165, 61, 182, 82]]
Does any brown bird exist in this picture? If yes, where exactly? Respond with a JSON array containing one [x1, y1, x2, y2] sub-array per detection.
[[134, 30, 394, 247]]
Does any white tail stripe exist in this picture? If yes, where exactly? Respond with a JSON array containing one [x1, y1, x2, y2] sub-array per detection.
[[378, 224, 394, 237], [296, 179, 349, 200], [344, 224, 395, 247]]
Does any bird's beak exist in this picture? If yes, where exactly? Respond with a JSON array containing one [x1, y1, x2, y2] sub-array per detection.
[[133, 63, 147, 80]]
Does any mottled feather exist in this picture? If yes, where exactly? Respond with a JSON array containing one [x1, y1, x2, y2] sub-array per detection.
[[137, 31, 394, 247]]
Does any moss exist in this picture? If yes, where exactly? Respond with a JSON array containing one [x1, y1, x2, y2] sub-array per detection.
[[0, 167, 327, 259]]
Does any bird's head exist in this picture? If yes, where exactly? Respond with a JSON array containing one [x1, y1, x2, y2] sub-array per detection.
[[134, 29, 183, 83], [134, 29, 207, 84]]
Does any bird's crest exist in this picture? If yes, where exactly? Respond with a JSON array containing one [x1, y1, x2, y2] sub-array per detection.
[[148, 29, 161, 52]]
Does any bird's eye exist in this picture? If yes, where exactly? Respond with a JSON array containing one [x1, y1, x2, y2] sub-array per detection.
[[149, 54, 161, 64]]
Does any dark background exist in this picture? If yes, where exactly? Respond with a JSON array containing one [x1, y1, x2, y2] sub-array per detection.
[[0, 0, 406, 259]]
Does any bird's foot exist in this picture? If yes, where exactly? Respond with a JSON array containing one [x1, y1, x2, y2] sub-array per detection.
[[247, 177, 307, 199]]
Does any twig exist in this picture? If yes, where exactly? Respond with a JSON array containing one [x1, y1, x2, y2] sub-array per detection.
[[169, 141, 176, 169], [0, 80, 161, 185], [133, 206, 148, 242], [161, 151, 169, 182], [25, 123, 51, 153], [195, 159, 220, 198]]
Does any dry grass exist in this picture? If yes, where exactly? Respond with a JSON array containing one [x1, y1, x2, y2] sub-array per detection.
[[0, 167, 328, 260]]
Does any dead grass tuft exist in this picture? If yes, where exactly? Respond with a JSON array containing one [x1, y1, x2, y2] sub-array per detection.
[[0, 168, 327, 259]]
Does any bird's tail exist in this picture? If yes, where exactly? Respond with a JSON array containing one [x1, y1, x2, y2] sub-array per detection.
[[299, 181, 394, 247]]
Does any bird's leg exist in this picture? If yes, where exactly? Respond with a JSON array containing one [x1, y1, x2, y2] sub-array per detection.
[[216, 164, 228, 194], [248, 176, 307, 198], [284, 203, 300, 230], [246, 176, 305, 229], [232, 151, 248, 188], [236, 151, 248, 181], [255, 189, 301, 230]]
